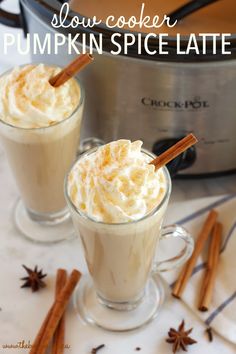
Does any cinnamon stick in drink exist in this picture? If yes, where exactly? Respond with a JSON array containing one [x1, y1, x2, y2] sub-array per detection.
[[150, 133, 198, 171], [199, 222, 222, 311], [30, 269, 81, 354], [52, 269, 68, 354], [172, 210, 218, 299], [49, 53, 94, 88]]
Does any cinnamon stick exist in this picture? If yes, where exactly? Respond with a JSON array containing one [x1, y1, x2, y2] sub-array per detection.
[[150, 133, 198, 170], [29, 269, 67, 354], [49, 53, 94, 87], [29, 306, 55, 354], [30, 269, 81, 354], [172, 210, 218, 299], [52, 269, 68, 354], [197, 223, 219, 303], [199, 222, 222, 311]]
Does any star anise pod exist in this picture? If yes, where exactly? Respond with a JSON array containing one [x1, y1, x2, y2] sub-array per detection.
[[21, 265, 47, 292], [206, 327, 213, 342], [166, 320, 197, 353]]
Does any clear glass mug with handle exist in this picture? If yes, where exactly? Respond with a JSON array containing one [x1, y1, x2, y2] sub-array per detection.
[[0, 66, 84, 243], [65, 148, 194, 331]]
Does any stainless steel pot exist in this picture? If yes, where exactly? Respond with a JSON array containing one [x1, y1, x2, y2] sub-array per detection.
[[1, 0, 236, 176]]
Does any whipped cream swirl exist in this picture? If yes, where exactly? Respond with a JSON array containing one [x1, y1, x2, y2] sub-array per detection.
[[68, 140, 166, 223], [0, 64, 80, 128]]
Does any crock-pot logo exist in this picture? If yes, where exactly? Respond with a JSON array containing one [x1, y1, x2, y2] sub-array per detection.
[[141, 97, 210, 110]]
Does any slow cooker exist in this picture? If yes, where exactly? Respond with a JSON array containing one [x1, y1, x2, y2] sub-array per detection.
[[1, 0, 236, 176]]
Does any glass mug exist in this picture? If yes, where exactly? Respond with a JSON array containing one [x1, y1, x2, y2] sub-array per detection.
[[65, 148, 194, 331], [0, 66, 84, 243]]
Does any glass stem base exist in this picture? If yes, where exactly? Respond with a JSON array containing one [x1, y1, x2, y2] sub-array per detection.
[[97, 291, 145, 311], [14, 199, 76, 243], [73, 274, 166, 332]]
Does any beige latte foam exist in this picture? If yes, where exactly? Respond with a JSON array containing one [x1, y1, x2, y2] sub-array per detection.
[[68, 139, 166, 223]]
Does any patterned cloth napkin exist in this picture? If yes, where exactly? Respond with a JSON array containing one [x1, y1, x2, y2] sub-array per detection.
[[163, 194, 236, 344]]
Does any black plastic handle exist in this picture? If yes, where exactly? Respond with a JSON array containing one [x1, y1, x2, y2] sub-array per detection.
[[0, 1, 22, 28], [168, 0, 221, 24]]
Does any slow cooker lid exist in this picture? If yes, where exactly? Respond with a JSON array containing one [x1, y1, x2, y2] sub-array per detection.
[[22, 0, 236, 61], [69, 0, 236, 36], [25, 0, 236, 37]]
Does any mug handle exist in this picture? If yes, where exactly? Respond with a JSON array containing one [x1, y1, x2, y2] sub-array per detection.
[[152, 224, 194, 273]]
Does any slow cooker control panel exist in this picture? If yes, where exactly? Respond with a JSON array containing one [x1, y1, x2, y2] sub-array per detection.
[[152, 138, 197, 176]]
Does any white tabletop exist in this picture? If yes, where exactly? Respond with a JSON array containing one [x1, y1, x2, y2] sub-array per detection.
[[0, 144, 235, 353]]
